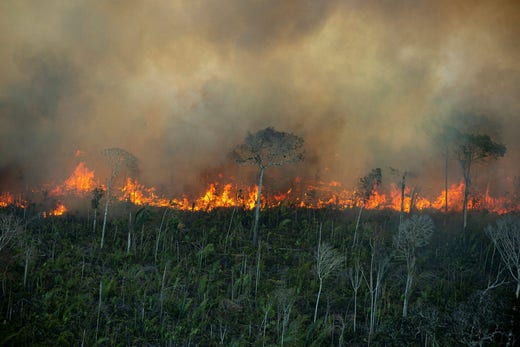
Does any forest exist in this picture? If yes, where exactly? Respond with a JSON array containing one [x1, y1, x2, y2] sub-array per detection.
[[2, 1, 520, 345], [1, 201, 519, 346]]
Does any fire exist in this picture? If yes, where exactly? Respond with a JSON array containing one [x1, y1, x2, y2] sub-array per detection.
[[0, 192, 26, 208], [1, 160, 518, 216], [64, 162, 96, 193], [50, 162, 96, 196], [0, 192, 14, 208], [120, 178, 171, 208], [50, 203, 67, 216]]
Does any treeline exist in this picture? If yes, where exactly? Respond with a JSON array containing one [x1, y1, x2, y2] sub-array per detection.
[[0, 205, 518, 346]]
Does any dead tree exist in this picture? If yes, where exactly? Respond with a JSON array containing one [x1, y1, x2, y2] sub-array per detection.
[[91, 187, 104, 234], [352, 168, 382, 249], [362, 233, 389, 341], [431, 125, 459, 223], [233, 127, 304, 246], [390, 168, 411, 227], [347, 253, 362, 333], [314, 241, 342, 322], [454, 132, 505, 230], [486, 216, 520, 298], [0, 213, 22, 251], [394, 215, 434, 318], [100, 148, 138, 249]]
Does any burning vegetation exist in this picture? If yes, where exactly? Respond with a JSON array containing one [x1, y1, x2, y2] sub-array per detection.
[[0, 160, 517, 216]]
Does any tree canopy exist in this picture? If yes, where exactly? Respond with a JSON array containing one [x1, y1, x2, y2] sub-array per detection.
[[232, 127, 304, 246], [232, 127, 304, 170]]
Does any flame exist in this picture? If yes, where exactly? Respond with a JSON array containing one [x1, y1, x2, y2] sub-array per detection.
[[1, 160, 518, 216], [121, 178, 172, 208], [0, 192, 14, 208], [50, 162, 96, 196], [0, 192, 27, 208], [64, 162, 96, 192], [50, 203, 67, 216]]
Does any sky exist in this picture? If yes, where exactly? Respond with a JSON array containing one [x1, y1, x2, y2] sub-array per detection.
[[1, 0, 519, 197]]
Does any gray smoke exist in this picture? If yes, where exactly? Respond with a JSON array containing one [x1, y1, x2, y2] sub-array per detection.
[[1, 0, 519, 198]]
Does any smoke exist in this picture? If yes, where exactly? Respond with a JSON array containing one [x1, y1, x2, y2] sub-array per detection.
[[1, 0, 519, 197]]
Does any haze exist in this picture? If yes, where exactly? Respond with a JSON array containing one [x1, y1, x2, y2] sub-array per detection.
[[1, 0, 519, 198]]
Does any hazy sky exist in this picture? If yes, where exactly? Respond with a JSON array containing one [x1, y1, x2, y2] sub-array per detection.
[[1, 0, 519, 196]]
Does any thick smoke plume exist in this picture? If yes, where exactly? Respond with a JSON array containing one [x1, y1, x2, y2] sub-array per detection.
[[1, 0, 519, 198]]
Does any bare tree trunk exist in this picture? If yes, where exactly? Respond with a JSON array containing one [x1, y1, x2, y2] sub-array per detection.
[[159, 261, 168, 322], [255, 241, 261, 300], [127, 211, 132, 254], [313, 277, 323, 323], [462, 167, 471, 231], [127, 230, 131, 254], [368, 250, 375, 338], [101, 178, 112, 249], [155, 208, 168, 263], [365, 240, 388, 341], [352, 205, 364, 249], [400, 174, 406, 227], [253, 167, 264, 246], [93, 208, 97, 234], [444, 147, 449, 223], [23, 247, 31, 288], [96, 280, 102, 341], [349, 256, 362, 333], [402, 255, 415, 318]]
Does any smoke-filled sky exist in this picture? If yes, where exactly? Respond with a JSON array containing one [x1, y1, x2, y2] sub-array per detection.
[[1, 0, 519, 197]]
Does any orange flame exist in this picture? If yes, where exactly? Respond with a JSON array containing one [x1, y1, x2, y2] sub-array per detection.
[[50, 203, 67, 216], [0, 192, 27, 208], [120, 178, 172, 208], [50, 162, 96, 196], [1, 160, 518, 216]]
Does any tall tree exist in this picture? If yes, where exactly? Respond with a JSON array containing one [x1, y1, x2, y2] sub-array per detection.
[[0, 213, 22, 252], [314, 240, 342, 323], [352, 168, 382, 248], [389, 167, 412, 228], [347, 253, 362, 333], [364, 235, 389, 341], [233, 127, 304, 246], [486, 216, 520, 298], [454, 132, 506, 230], [91, 187, 104, 234], [394, 214, 434, 318], [431, 125, 459, 220], [100, 148, 138, 249]]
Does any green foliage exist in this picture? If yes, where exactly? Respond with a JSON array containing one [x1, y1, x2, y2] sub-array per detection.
[[0, 207, 516, 345]]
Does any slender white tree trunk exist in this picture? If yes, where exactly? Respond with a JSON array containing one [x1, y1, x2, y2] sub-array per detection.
[[23, 247, 31, 288], [96, 281, 102, 341], [93, 208, 97, 234], [515, 271, 520, 299], [399, 175, 406, 227], [462, 160, 471, 231], [444, 147, 449, 217], [349, 257, 362, 333], [253, 167, 264, 246], [402, 256, 415, 318], [313, 276, 323, 323], [352, 205, 364, 249], [101, 178, 112, 249]]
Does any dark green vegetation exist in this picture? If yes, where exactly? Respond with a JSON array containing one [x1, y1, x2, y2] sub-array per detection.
[[1, 204, 518, 346]]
